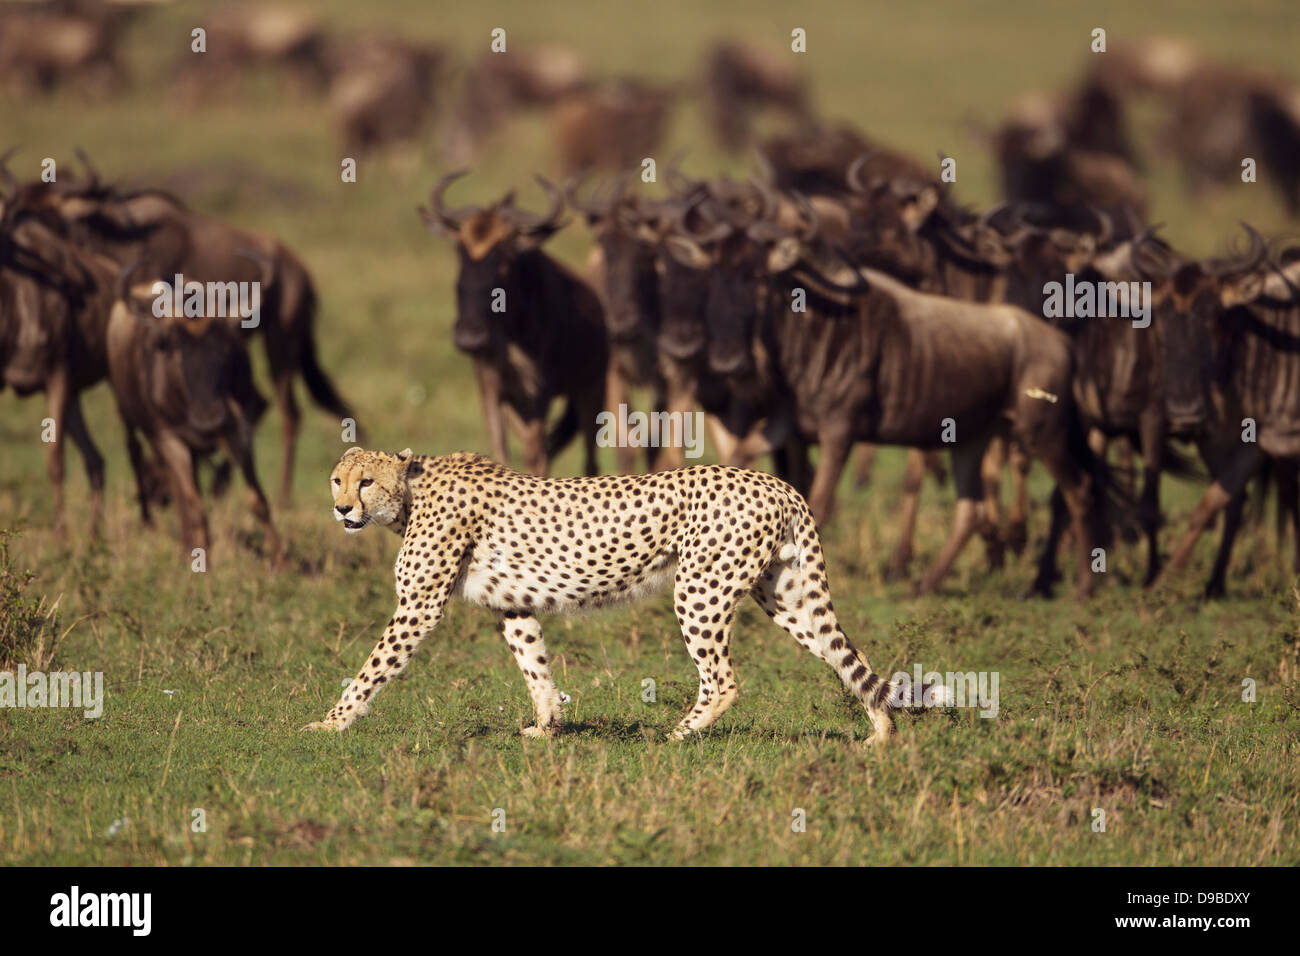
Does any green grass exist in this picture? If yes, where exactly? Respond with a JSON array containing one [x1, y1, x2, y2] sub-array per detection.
[[2, 0, 1299, 866]]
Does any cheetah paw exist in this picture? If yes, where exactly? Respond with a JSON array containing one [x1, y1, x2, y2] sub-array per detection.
[[301, 720, 344, 732], [521, 725, 558, 738]]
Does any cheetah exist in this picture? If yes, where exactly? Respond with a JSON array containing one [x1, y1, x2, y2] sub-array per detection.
[[303, 446, 908, 741]]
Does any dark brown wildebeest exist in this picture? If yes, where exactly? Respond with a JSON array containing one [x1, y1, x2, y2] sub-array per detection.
[[328, 34, 444, 153], [0, 196, 116, 538], [107, 263, 279, 559], [569, 173, 679, 472], [0, 0, 134, 97], [5, 162, 354, 503], [678, 208, 1116, 598], [419, 171, 608, 476], [1139, 228, 1300, 594], [991, 88, 1147, 226], [701, 41, 811, 151], [551, 79, 674, 175], [759, 125, 935, 199]]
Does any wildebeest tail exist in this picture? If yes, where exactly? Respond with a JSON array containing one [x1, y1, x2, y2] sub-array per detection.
[[297, 282, 356, 422], [545, 399, 580, 458]]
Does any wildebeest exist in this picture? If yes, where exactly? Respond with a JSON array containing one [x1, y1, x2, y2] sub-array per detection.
[[0, 0, 134, 97], [328, 33, 444, 153], [1139, 227, 1300, 594], [672, 201, 1115, 598], [419, 171, 608, 476], [4, 159, 355, 503], [569, 172, 677, 471], [171, 3, 331, 103], [107, 263, 279, 559], [702, 40, 811, 151], [0, 195, 116, 538], [991, 87, 1147, 226], [551, 79, 674, 175]]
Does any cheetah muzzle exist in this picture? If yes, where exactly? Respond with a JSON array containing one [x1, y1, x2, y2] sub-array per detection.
[[305, 445, 907, 743]]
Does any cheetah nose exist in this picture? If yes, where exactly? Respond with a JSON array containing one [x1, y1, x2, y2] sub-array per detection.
[[336, 504, 353, 515]]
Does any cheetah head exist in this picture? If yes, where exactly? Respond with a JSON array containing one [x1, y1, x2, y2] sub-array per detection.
[[330, 447, 415, 534]]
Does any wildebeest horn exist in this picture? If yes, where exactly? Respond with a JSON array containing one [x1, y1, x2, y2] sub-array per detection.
[[845, 151, 878, 194], [504, 174, 566, 235], [1209, 222, 1268, 277], [564, 171, 608, 218], [1085, 205, 1113, 245], [116, 260, 156, 320], [74, 148, 100, 188], [752, 146, 776, 185], [425, 170, 479, 232], [750, 176, 780, 221], [793, 191, 820, 241], [804, 245, 872, 294]]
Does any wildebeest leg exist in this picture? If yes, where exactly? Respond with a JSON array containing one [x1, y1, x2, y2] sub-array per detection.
[[1137, 412, 1167, 586], [912, 440, 988, 597], [605, 362, 636, 474], [884, 448, 928, 580], [124, 428, 155, 526], [1028, 487, 1068, 597], [222, 433, 282, 562], [62, 391, 105, 542], [852, 444, 876, 489], [575, 376, 604, 477], [1163, 446, 1265, 584], [271, 367, 301, 506], [154, 431, 209, 558], [474, 360, 509, 466], [1005, 441, 1031, 555], [1204, 489, 1248, 599], [656, 359, 693, 471], [706, 414, 739, 464], [516, 415, 548, 476], [980, 437, 1006, 570], [806, 423, 854, 524], [44, 367, 71, 539]]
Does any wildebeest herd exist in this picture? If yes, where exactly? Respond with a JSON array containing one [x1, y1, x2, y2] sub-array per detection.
[[3, 3, 1299, 603]]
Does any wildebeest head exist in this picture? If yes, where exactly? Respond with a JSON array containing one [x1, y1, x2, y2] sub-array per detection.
[[664, 179, 817, 379], [119, 261, 266, 439], [418, 170, 565, 354], [570, 172, 665, 340], [1139, 225, 1271, 432]]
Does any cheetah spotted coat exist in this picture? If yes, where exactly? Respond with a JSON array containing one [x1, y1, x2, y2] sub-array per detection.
[[304, 447, 899, 741]]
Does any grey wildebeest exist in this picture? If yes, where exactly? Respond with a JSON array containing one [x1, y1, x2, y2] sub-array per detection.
[[1139, 228, 1300, 594], [678, 208, 1115, 599], [419, 171, 608, 476], [4, 160, 354, 503], [0, 193, 116, 538], [107, 262, 279, 559]]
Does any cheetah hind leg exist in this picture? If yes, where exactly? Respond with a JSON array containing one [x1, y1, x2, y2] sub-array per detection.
[[751, 553, 896, 743], [668, 562, 746, 740], [500, 612, 564, 738]]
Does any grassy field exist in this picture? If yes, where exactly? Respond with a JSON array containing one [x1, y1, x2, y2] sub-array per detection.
[[2, 0, 1299, 865]]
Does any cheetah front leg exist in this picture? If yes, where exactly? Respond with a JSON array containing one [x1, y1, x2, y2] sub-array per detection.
[[303, 581, 453, 732], [500, 611, 564, 737]]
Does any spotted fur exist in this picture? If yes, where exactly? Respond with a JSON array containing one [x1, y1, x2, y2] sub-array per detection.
[[304, 446, 900, 741]]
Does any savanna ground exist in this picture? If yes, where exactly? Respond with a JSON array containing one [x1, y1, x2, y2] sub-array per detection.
[[2, 0, 1299, 865]]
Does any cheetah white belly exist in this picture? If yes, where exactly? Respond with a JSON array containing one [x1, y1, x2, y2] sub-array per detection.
[[454, 540, 679, 613]]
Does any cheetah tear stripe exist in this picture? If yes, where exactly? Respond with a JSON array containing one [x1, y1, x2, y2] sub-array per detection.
[[306, 447, 903, 743]]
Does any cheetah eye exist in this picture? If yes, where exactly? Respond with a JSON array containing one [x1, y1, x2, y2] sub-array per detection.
[[359, 478, 373, 488], [332, 478, 340, 485]]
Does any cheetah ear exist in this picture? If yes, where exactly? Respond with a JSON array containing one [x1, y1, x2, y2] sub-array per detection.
[[341, 446, 363, 458], [396, 448, 413, 462]]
